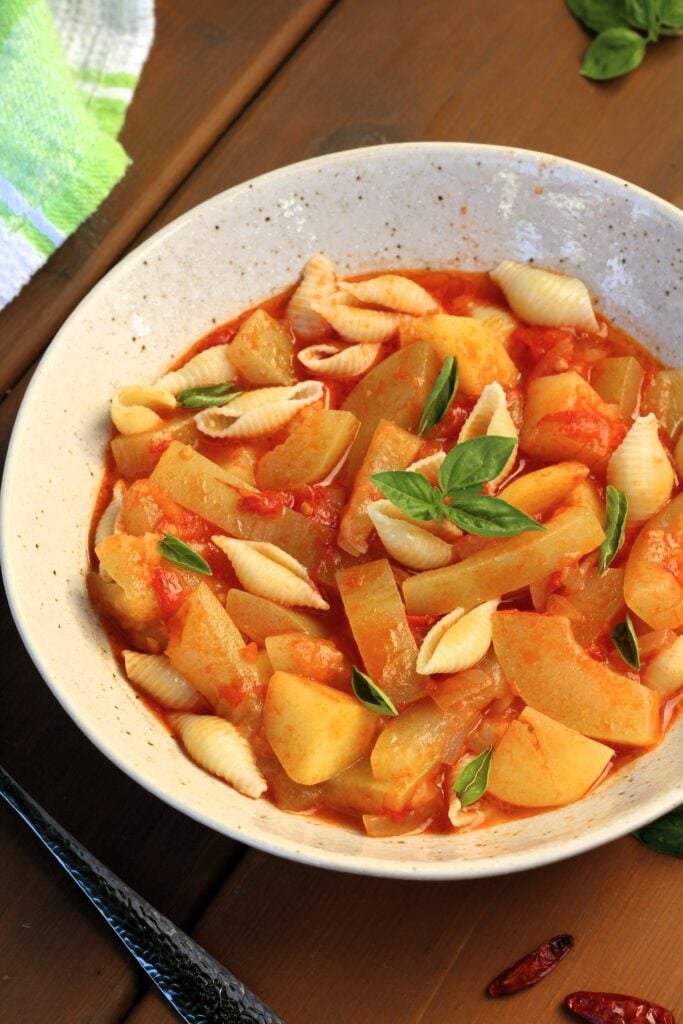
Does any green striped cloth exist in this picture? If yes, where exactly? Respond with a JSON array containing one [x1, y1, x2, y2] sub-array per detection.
[[0, 0, 154, 308]]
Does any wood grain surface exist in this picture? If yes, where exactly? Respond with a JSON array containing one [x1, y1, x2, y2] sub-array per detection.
[[1, 2, 681, 1023]]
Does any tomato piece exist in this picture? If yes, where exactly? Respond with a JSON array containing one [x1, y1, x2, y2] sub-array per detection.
[[152, 568, 186, 618]]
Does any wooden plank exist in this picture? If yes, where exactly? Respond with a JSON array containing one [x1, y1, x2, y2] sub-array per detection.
[[0, 0, 333, 396]]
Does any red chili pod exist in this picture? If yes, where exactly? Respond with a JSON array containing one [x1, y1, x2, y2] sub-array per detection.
[[565, 991, 676, 1024], [486, 933, 574, 996]]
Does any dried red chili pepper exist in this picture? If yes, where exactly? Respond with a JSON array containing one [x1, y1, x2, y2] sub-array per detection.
[[565, 991, 676, 1024], [486, 933, 574, 996]]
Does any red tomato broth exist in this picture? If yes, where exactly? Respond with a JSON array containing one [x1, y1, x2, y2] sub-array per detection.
[[89, 266, 682, 838]]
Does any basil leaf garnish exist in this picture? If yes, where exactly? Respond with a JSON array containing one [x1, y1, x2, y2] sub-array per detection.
[[624, 0, 661, 37], [634, 805, 683, 858], [599, 485, 628, 574], [445, 495, 545, 538], [370, 471, 444, 522], [580, 27, 647, 79], [158, 534, 212, 575], [611, 615, 640, 669], [566, 0, 631, 32], [438, 436, 518, 495], [351, 666, 398, 717], [177, 382, 242, 409], [661, 0, 683, 28], [418, 356, 459, 435], [453, 747, 493, 808]]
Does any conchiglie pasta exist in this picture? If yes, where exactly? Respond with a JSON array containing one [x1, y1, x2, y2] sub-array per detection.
[[195, 380, 324, 438], [367, 500, 453, 570], [286, 253, 338, 339], [340, 275, 438, 315], [123, 651, 206, 711], [212, 537, 329, 610], [297, 343, 384, 378], [156, 344, 236, 394], [468, 303, 518, 348], [169, 713, 267, 798], [416, 601, 498, 675], [407, 451, 446, 485], [490, 260, 599, 332], [111, 386, 176, 435], [94, 480, 126, 548], [642, 635, 683, 697], [312, 302, 406, 343], [458, 382, 518, 487], [607, 414, 674, 523]]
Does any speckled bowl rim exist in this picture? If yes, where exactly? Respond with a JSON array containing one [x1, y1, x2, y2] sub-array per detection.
[[2, 142, 682, 879]]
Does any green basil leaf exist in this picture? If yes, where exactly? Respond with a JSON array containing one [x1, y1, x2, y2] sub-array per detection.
[[418, 356, 459, 435], [453, 747, 493, 808], [634, 805, 683, 858], [351, 666, 398, 716], [438, 436, 518, 495], [370, 470, 444, 522], [444, 495, 545, 538], [611, 614, 640, 668], [566, 0, 632, 31], [158, 534, 212, 575], [580, 26, 648, 78], [177, 382, 242, 409], [599, 485, 628, 574], [624, 0, 662, 36], [660, 0, 683, 27]]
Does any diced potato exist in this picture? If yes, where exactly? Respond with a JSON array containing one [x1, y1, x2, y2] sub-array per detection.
[[256, 408, 360, 490], [337, 559, 423, 704], [488, 707, 613, 807], [338, 419, 423, 556], [322, 757, 438, 816], [403, 506, 604, 616], [492, 611, 661, 746], [624, 493, 683, 630], [87, 572, 168, 652], [150, 442, 333, 570], [167, 582, 261, 713], [590, 356, 643, 418], [119, 479, 208, 537], [554, 567, 625, 647], [498, 462, 589, 517], [94, 532, 163, 624], [111, 414, 198, 479], [399, 314, 520, 394], [208, 445, 259, 487], [340, 341, 440, 484], [564, 477, 605, 525], [263, 671, 377, 784], [520, 371, 626, 473], [265, 634, 349, 688], [225, 589, 329, 642], [228, 309, 295, 385], [370, 697, 480, 780], [641, 368, 683, 441], [642, 636, 683, 697]]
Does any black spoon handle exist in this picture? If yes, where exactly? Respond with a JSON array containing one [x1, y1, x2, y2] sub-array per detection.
[[0, 765, 285, 1024]]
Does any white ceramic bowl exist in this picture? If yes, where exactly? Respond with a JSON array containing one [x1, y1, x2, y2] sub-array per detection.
[[2, 143, 682, 879]]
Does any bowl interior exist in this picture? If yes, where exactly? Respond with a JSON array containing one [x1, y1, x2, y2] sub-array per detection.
[[2, 143, 681, 879]]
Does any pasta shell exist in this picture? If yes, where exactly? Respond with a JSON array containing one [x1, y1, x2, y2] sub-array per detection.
[[123, 651, 206, 711], [169, 713, 267, 798], [111, 386, 176, 435], [297, 343, 384, 378], [642, 636, 683, 697], [607, 414, 674, 523], [94, 480, 126, 548], [468, 303, 518, 349], [458, 382, 518, 487], [367, 500, 453, 570], [156, 344, 236, 394], [311, 302, 406, 343], [416, 601, 498, 675], [212, 537, 329, 610], [195, 380, 324, 439], [490, 260, 599, 331], [340, 275, 438, 315], [407, 451, 446, 485], [286, 253, 338, 339]]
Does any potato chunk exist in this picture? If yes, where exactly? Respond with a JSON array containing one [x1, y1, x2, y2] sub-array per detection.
[[263, 671, 377, 784], [488, 707, 613, 807], [403, 506, 604, 616], [256, 408, 359, 490], [492, 612, 660, 746], [111, 414, 198, 480], [265, 634, 349, 688], [228, 309, 295, 384], [225, 589, 328, 642], [624, 493, 683, 630]]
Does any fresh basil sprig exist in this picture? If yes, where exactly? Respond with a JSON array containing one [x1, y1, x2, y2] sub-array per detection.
[[634, 805, 683, 858], [599, 485, 628, 574], [453, 747, 493, 808], [351, 666, 398, 716], [177, 382, 242, 409], [611, 614, 640, 669], [567, 0, 683, 80], [158, 534, 212, 575], [371, 436, 543, 539], [418, 356, 458, 435]]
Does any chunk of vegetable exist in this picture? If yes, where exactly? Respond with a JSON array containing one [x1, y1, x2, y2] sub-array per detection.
[[624, 492, 683, 629], [93, 532, 163, 625], [492, 611, 660, 746], [488, 707, 613, 807], [265, 634, 349, 688], [641, 368, 683, 441], [553, 567, 625, 647], [370, 696, 483, 781], [322, 757, 438, 816], [497, 462, 589, 517], [225, 589, 328, 642], [111, 414, 198, 479], [263, 671, 377, 784], [642, 636, 683, 697], [256, 408, 359, 490], [228, 309, 295, 384], [590, 356, 643, 418]]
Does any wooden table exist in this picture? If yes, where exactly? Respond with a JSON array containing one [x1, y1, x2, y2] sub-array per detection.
[[1, 3, 681, 1021]]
